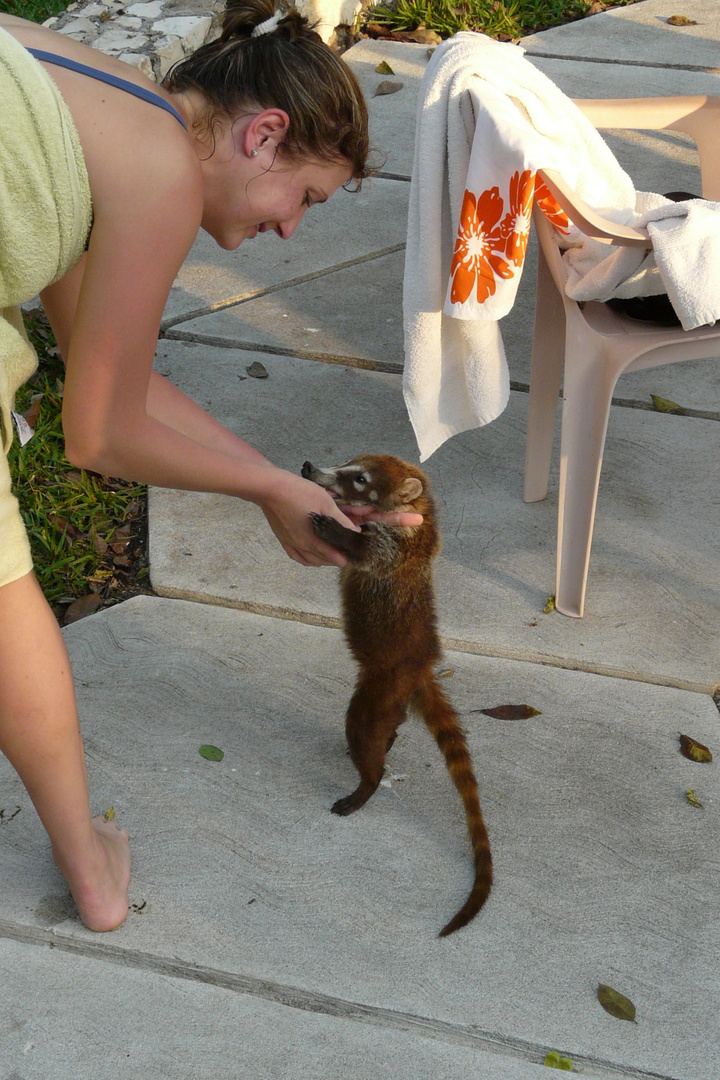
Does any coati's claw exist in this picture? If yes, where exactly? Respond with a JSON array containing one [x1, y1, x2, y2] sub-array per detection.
[[310, 512, 363, 557], [309, 511, 338, 540]]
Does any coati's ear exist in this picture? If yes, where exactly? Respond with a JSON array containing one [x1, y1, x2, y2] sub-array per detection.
[[397, 477, 423, 503]]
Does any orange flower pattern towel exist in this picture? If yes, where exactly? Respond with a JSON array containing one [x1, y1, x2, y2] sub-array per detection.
[[403, 32, 640, 460], [448, 172, 569, 307]]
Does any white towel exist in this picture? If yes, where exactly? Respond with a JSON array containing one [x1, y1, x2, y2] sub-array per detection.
[[563, 194, 720, 330], [403, 31, 720, 461]]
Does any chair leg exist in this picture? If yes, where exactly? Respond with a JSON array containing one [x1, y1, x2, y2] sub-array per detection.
[[524, 245, 566, 503], [555, 343, 618, 618]]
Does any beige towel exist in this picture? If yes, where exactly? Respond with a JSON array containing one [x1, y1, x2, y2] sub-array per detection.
[[0, 26, 92, 453]]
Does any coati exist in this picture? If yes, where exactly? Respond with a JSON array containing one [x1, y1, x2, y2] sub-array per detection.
[[301, 454, 492, 936]]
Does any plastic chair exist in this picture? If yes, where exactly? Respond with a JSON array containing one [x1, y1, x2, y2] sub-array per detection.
[[523, 95, 720, 617]]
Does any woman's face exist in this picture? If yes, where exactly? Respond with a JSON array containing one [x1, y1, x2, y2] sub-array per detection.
[[199, 115, 354, 250]]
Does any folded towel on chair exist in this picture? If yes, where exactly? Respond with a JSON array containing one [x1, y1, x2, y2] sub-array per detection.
[[0, 27, 92, 453], [563, 194, 720, 331], [404, 31, 720, 460]]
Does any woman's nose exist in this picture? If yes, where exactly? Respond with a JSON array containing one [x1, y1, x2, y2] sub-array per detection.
[[275, 205, 307, 240]]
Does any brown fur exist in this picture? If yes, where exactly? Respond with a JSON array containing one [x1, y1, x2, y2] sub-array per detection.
[[302, 454, 492, 936]]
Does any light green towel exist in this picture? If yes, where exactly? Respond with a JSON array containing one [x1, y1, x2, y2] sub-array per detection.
[[0, 27, 92, 453]]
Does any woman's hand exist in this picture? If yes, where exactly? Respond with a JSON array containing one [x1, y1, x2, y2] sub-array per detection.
[[340, 503, 424, 529], [259, 470, 361, 568]]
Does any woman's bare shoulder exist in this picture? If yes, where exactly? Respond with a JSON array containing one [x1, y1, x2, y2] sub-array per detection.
[[1, 20, 203, 235]]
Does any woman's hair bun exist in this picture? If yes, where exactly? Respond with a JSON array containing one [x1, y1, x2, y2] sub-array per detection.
[[221, 0, 306, 41]]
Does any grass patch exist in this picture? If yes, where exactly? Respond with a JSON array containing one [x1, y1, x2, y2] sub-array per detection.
[[8, 311, 149, 620], [363, 0, 638, 40], [1, 0, 70, 23]]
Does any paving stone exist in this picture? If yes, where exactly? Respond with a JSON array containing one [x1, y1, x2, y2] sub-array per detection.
[[0, 938, 562, 1080], [161, 177, 410, 326], [522, 0, 720, 69], [169, 249, 406, 366], [1, 598, 718, 1079], [147, 343, 720, 692]]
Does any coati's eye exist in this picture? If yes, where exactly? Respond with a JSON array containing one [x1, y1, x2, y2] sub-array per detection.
[[353, 474, 368, 488]]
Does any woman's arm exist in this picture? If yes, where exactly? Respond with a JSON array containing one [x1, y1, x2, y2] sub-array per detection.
[[42, 139, 419, 565]]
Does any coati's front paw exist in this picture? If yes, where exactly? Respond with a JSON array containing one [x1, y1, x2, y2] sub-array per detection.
[[309, 513, 364, 558]]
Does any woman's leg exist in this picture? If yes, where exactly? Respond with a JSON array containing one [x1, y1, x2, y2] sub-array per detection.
[[0, 571, 130, 930]]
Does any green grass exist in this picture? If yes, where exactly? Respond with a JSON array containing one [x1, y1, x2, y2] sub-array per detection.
[[0, 0, 69, 22], [8, 312, 148, 616], [363, 0, 638, 40]]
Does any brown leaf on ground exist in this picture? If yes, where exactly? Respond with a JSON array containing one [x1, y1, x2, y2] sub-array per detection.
[[48, 513, 79, 540], [374, 80, 403, 97], [476, 704, 541, 721], [667, 14, 698, 25], [246, 361, 269, 379], [364, 21, 395, 38], [375, 60, 394, 74], [63, 592, 104, 625], [679, 733, 713, 763], [406, 25, 442, 44], [597, 984, 637, 1022], [22, 398, 42, 428]]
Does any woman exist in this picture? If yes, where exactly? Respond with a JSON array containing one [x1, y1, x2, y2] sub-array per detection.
[[0, 1, 420, 931]]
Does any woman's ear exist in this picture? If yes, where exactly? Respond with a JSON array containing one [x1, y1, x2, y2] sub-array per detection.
[[242, 108, 291, 159]]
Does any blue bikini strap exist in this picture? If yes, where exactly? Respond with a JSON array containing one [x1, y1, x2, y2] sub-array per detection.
[[27, 47, 188, 130]]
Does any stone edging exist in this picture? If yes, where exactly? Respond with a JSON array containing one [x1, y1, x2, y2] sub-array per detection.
[[43, 0, 367, 79]]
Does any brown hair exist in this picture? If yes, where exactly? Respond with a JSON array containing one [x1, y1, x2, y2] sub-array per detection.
[[163, 0, 371, 183]]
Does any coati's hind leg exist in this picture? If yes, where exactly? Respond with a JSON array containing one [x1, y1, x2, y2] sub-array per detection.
[[413, 675, 492, 935], [332, 677, 408, 816]]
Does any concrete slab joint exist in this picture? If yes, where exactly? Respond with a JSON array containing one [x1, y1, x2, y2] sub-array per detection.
[[43, 0, 371, 77]]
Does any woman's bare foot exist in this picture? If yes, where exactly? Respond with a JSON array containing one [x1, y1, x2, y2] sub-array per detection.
[[53, 815, 131, 931]]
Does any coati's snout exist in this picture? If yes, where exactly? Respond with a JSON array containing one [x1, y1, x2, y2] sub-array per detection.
[[301, 460, 344, 498]]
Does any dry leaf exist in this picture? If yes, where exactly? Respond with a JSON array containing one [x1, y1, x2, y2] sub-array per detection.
[[437, 668, 455, 679], [374, 80, 403, 97], [686, 789, 704, 808], [246, 361, 268, 379], [104, 807, 115, 821], [64, 592, 104, 625], [478, 704, 541, 721], [22, 399, 42, 428], [679, 733, 713, 763], [651, 394, 685, 414], [375, 60, 394, 74], [543, 594, 556, 614], [597, 983, 636, 1022], [667, 14, 697, 25], [407, 26, 442, 45]]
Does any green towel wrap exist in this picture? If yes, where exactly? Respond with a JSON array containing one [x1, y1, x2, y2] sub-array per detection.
[[0, 27, 92, 585]]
